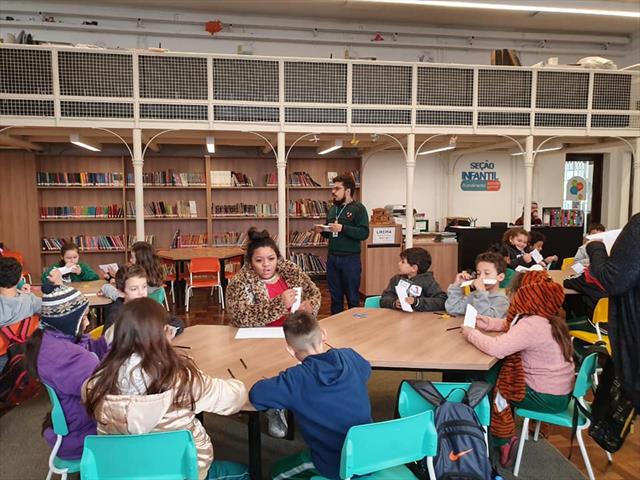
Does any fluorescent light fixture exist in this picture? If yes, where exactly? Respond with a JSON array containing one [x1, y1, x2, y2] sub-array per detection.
[[418, 136, 457, 156], [206, 135, 215, 153], [512, 145, 563, 156], [318, 139, 343, 155], [351, 0, 640, 18], [69, 133, 100, 152]]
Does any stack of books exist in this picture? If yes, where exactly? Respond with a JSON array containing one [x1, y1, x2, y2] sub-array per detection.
[[37, 172, 124, 186], [288, 172, 322, 187], [126, 201, 198, 218], [288, 199, 331, 217], [127, 235, 155, 247], [40, 205, 124, 219], [288, 230, 328, 247], [41, 235, 125, 251], [288, 252, 327, 274], [213, 203, 277, 217], [170, 230, 208, 248], [126, 171, 206, 186]]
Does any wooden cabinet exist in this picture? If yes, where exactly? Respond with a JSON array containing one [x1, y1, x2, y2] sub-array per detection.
[[360, 224, 402, 296]]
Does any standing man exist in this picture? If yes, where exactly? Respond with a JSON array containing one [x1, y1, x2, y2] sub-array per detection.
[[315, 174, 369, 314]]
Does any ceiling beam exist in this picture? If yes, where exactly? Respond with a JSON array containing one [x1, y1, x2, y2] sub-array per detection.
[[0, 134, 44, 151]]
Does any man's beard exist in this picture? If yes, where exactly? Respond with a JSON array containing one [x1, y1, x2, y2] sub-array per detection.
[[333, 196, 344, 205]]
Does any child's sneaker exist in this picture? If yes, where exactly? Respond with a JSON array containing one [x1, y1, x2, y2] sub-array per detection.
[[266, 408, 288, 438]]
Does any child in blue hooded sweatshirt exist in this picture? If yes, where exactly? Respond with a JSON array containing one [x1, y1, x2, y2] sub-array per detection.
[[249, 311, 372, 480]]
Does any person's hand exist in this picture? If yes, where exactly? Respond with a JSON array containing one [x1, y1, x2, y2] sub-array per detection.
[[298, 300, 313, 313], [69, 264, 81, 275], [545, 255, 558, 264], [455, 271, 472, 285], [47, 268, 63, 286], [394, 299, 402, 309], [281, 289, 298, 309], [328, 222, 343, 233], [472, 277, 486, 292], [461, 326, 474, 340], [313, 225, 324, 234], [522, 253, 532, 263], [19, 283, 31, 294], [475, 314, 491, 330], [405, 296, 415, 305]]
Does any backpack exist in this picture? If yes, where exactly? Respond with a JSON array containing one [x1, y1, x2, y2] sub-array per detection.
[[572, 349, 636, 454], [404, 380, 493, 480], [0, 316, 41, 416]]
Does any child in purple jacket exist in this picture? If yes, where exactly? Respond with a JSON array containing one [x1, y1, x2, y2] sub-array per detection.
[[26, 285, 109, 460]]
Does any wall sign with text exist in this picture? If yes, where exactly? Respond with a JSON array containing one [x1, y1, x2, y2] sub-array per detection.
[[460, 161, 501, 191]]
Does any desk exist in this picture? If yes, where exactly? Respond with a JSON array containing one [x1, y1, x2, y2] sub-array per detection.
[[34, 280, 112, 307], [176, 310, 495, 478], [547, 269, 579, 295], [156, 247, 245, 306]]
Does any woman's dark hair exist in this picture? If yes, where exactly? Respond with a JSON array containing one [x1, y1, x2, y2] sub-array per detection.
[[131, 241, 163, 287], [400, 247, 431, 274], [57, 242, 79, 267], [245, 228, 281, 263], [0, 257, 23, 288], [528, 230, 546, 246], [85, 298, 204, 419]]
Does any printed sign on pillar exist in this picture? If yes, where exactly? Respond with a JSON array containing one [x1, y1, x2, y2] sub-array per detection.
[[566, 176, 586, 201], [460, 161, 501, 191]]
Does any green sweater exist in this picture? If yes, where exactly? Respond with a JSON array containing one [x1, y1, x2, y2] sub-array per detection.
[[323, 201, 369, 254], [41, 261, 100, 284]]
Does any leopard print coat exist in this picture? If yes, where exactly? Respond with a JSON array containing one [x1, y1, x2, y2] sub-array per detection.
[[226, 258, 321, 327]]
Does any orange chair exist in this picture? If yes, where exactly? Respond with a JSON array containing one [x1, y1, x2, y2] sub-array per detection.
[[2, 250, 32, 284], [185, 257, 224, 312]]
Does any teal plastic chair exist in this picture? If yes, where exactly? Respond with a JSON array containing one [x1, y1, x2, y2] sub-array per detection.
[[148, 287, 169, 310], [397, 381, 491, 456], [311, 410, 437, 480], [364, 295, 381, 308], [81, 430, 199, 480], [513, 353, 609, 480], [43, 384, 81, 480]]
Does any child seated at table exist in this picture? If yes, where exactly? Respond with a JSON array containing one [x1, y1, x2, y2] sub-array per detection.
[[42, 242, 100, 284], [380, 247, 447, 311], [503, 228, 536, 270], [249, 311, 372, 480], [445, 252, 509, 318], [573, 222, 605, 267], [84, 298, 249, 480], [528, 231, 558, 268]]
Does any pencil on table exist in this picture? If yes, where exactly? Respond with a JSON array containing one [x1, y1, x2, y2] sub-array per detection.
[[240, 358, 248, 369], [227, 368, 236, 379]]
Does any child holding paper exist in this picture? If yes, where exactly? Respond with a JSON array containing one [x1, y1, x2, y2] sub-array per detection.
[[380, 247, 447, 312], [502, 228, 536, 270], [528, 231, 558, 268], [460, 271, 574, 467], [42, 242, 100, 284], [445, 252, 509, 318]]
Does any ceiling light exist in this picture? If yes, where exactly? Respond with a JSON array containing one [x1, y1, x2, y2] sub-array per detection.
[[69, 133, 101, 152], [206, 135, 215, 153], [418, 136, 457, 156], [512, 145, 563, 156], [351, 0, 640, 18], [318, 139, 343, 155]]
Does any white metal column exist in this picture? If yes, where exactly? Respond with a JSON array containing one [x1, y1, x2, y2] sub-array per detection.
[[277, 131, 287, 254], [406, 134, 416, 248], [633, 137, 640, 215], [523, 135, 534, 231], [132, 128, 145, 241]]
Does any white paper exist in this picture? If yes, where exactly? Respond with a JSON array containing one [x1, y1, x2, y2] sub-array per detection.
[[530, 249, 544, 264], [494, 390, 508, 412], [586, 229, 622, 254], [315, 224, 331, 232], [235, 327, 285, 339], [395, 285, 413, 312], [515, 265, 528, 273], [461, 278, 497, 287], [99, 263, 119, 274], [290, 287, 302, 313], [408, 284, 423, 296], [463, 304, 477, 328], [56, 266, 73, 275], [572, 262, 585, 275], [83, 293, 97, 297], [460, 279, 474, 287]]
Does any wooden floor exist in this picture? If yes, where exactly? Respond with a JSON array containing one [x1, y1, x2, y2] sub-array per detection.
[[170, 281, 639, 480]]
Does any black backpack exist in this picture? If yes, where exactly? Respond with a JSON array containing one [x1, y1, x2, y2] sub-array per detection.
[[404, 380, 493, 480], [0, 317, 41, 416]]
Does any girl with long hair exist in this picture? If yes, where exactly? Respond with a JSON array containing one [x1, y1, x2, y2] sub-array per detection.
[[83, 298, 248, 480], [129, 241, 164, 288]]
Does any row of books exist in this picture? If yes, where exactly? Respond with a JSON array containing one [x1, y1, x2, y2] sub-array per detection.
[[288, 230, 328, 247], [126, 171, 206, 186], [41, 235, 126, 252], [542, 208, 585, 227], [287, 172, 322, 187], [170, 230, 208, 248], [37, 172, 124, 186], [213, 203, 277, 217], [288, 199, 331, 217], [211, 171, 255, 187], [40, 205, 124, 219], [126, 201, 198, 218], [288, 252, 327, 274]]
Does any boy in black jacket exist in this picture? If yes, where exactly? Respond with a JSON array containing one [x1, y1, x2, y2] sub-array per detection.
[[380, 247, 447, 311]]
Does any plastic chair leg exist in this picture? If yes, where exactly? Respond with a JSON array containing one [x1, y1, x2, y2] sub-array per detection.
[[163, 291, 170, 311], [45, 471, 53, 480], [513, 417, 529, 477], [577, 429, 595, 480], [185, 286, 191, 312], [533, 421, 541, 441], [427, 457, 436, 480]]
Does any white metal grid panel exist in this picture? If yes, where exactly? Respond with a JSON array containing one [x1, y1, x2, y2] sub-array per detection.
[[60, 101, 134, 118], [352, 108, 412, 124], [214, 105, 279, 123], [0, 48, 52, 95], [58, 51, 133, 97], [417, 67, 473, 106], [284, 61, 347, 103], [285, 107, 347, 124], [535, 113, 587, 128], [352, 64, 412, 105], [139, 55, 207, 100], [0, 99, 54, 116], [591, 114, 633, 129], [536, 71, 589, 109], [416, 110, 473, 126], [478, 111, 530, 126], [213, 58, 279, 102], [140, 104, 208, 120], [592, 73, 632, 111], [478, 69, 531, 107]]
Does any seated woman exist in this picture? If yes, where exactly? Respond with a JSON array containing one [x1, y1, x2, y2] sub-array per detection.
[[227, 228, 321, 328], [461, 271, 574, 467]]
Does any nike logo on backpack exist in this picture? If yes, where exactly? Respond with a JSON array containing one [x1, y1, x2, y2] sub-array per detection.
[[449, 448, 473, 461]]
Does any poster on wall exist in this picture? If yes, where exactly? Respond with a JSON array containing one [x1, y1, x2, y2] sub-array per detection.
[[460, 161, 501, 191], [566, 176, 586, 201]]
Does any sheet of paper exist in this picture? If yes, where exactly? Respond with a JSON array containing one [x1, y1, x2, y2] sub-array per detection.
[[234, 327, 285, 339], [572, 262, 585, 275], [99, 263, 119, 274], [494, 390, 508, 412], [460, 279, 474, 287], [482, 278, 497, 285], [290, 287, 302, 313], [56, 266, 73, 275], [515, 265, 529, 273], [395, 285, 413, 312], [586, 229, 622, 254], [315, 224, 331, 232], [529, 264, 544, 271], [83, 293, 97, 297], [463, 304, 477, 328], [530, 249, 544, 264]]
